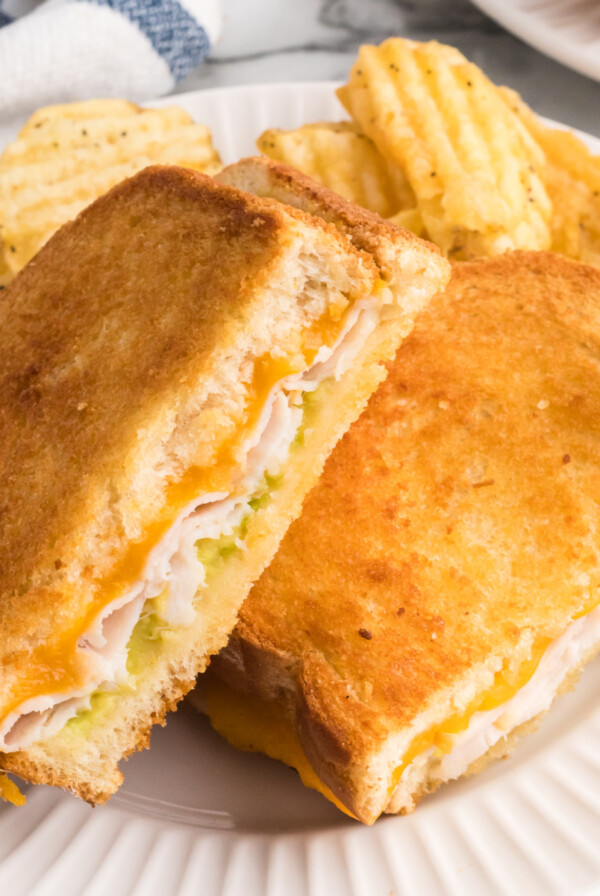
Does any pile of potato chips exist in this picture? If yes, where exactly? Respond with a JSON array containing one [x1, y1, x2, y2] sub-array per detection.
[[1, 37, 599, 283], [259, 38, 600, 266], [0, 99, 221, 281]]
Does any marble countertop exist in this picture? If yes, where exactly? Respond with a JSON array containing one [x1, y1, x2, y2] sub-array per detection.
[[176, 0, 600, 138]]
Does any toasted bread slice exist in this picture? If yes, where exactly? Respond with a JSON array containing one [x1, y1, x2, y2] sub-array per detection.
[[0, 163, 448, 803], [197, 252, 600, 823], [216, 156, 449, 327]]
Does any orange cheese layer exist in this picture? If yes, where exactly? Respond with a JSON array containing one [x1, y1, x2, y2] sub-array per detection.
[[2, 296, 378, 725], [203, 676, 357, 819], [389, 637, 551, 789], [0, 773, 26, 807], [391, 599, 598, 787]]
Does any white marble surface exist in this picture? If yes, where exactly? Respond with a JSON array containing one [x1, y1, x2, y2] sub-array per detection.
[[175, 0, 600, 137]]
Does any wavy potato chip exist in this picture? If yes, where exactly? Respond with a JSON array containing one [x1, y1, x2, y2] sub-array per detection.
[[0, 99, 222, 273], [501, 86, 600, 268], [338, 38, 552, 258], [257, 121, 415, 218], [387, 206, 427, 238]]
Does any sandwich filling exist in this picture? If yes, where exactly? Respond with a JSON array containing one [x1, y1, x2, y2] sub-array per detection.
[[0, 294, 385, 753]]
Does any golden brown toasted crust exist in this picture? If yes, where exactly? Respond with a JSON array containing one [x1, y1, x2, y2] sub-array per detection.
[[216, 156, 450, 316], [205, 251, 600, 822], [0, 162, 377, 671]]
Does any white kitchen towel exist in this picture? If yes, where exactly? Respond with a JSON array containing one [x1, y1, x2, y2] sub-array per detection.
[[0, 0, 221, 123]]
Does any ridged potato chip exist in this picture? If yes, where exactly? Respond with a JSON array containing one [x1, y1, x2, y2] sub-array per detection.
[[337, 38, 553, 258], [387, 207, 427, 238], [0, 99, 222, 273], [501, 86, 600, 268], [257, 121, 415, 218]]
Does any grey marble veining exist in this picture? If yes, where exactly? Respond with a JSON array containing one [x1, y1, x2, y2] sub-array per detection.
[[175, 0, 600, 138], [321, 0, 495, 33]]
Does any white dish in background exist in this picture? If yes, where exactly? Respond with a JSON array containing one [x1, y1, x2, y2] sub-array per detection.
[[471, 0, 600, 82], [1, 81, 600, 896]]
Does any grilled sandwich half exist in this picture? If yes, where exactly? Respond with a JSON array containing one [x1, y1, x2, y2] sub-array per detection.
[[0, 163, 447, 804], [196, 251, 600, 824]]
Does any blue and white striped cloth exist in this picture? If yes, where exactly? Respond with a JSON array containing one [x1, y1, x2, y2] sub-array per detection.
[[0, 0, 221, 123]]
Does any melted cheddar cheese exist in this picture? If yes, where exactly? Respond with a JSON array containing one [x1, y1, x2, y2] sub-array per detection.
[[0, 773, 25, 807], [389, 636, 551, 788], [203, 676, 356, 819], [391, 597, 599, 787]]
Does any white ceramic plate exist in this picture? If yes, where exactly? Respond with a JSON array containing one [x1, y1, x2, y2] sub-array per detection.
[[471, 0, 600, 82], [2, 81, 600, 896]]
